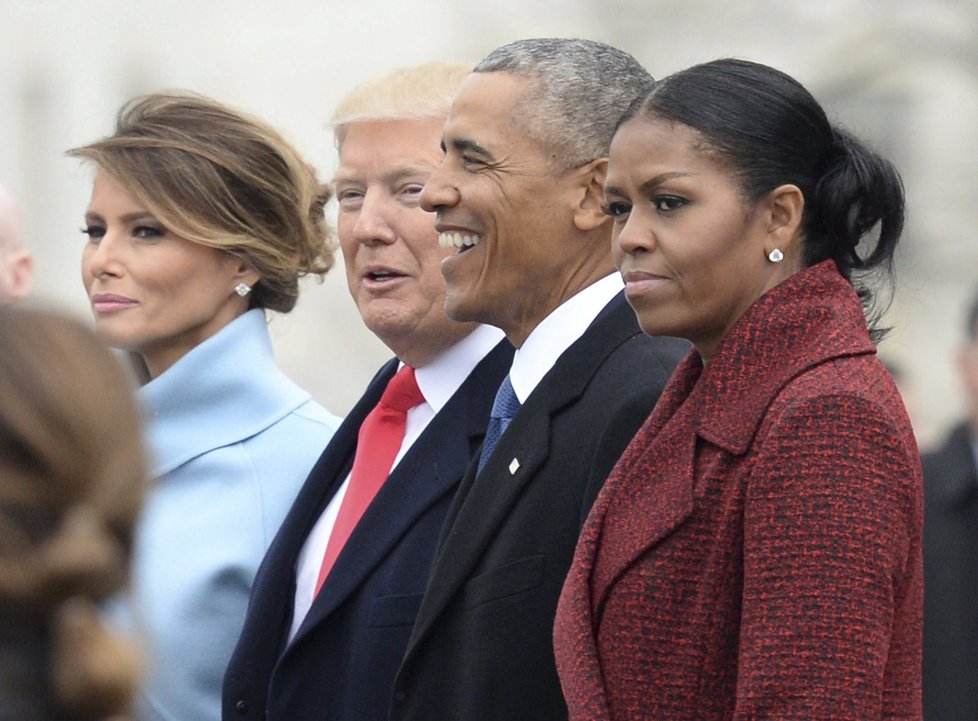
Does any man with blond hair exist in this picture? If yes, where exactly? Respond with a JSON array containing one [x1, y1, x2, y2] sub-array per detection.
[[0, 184, 33, 303], [223, 62, 512, 721]]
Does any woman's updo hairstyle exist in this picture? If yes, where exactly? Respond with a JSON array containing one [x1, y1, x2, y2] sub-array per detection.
[[67, 92, 336, 313], [0, 307, 147, 719], [621, 58, 905, 339]]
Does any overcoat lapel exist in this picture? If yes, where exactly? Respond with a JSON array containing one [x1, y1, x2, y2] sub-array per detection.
[[290, 385, 484, 643], [288, 342, 512, 648], [407, 296, 642, 648], [589, 361, 699, 608], [245, 360, 395, 657], [587, 261, 877, 609]]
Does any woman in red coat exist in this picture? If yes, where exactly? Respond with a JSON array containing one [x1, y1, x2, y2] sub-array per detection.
[[554, 58, 922, 721]]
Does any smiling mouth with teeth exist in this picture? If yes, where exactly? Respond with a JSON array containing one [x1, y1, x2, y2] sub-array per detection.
[[438, 231, 482, 251], [368, 271, 403, 281]]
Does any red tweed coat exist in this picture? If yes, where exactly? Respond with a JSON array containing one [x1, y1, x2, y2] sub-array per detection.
[[554, 261, 923, 721]]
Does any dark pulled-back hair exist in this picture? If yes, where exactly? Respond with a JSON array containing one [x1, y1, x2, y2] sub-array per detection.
[[621, 58, 905, 339]]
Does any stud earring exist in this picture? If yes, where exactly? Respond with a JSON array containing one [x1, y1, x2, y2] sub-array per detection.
[[235, 282, 252, 297], [767, 248, 784, 263]]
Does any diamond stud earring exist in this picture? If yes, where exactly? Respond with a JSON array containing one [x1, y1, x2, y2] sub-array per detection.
[[235, 282, 252, 297], [767, 248, 784, 263]]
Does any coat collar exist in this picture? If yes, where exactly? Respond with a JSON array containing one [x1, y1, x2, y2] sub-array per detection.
[[690, 260, 876, 455], [588, 261, 877, 613], [139, 309, 311, 478]]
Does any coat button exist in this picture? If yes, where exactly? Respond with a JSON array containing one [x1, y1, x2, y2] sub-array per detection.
[[235, 700, 249, 714]]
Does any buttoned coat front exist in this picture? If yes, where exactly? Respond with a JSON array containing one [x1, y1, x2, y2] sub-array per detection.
[[390, 294, 688, 721], [554, 261, 923, 721], [222, 340, 513, 721]]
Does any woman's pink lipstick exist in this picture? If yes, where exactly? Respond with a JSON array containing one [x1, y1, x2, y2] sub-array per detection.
[[621, 270, 669, 299], [91, 293, 138, 313]]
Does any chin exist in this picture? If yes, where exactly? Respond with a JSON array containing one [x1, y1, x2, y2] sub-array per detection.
[[443, 292, 478, 325]]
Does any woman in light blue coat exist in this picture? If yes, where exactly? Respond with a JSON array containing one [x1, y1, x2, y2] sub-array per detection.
[[69, 93, 341, 721]]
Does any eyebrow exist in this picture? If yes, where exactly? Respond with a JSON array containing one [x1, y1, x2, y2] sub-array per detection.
[[638, 171, 696, 192], [83, 210, 159, 224], [605, 171, 697, 198], [448, 137, 493, 161]]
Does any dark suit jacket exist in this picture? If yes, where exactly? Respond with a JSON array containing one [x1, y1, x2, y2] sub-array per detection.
[[555, 261, 923, 721], [222, 340, 513, 721], [923, 421, 978, 721], [389, 293, 687, 721]]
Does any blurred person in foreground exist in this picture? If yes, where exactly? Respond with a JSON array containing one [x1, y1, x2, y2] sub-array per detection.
[[923, 289, 978, 721], [391, 38, 687, 721], [68, 92, 342, 721], [0, 307, 146, 721], [0, 183, 33, 303], [223, 63, 512, 721], [554, 57, 922, 721]]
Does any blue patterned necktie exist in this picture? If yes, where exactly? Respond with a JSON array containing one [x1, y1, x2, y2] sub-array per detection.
[[478, 374, 521, 473]]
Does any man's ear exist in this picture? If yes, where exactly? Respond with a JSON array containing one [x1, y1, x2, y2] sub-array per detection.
[[763, 183, 805, 257], [572, 158, 609, 232], [5, 250, 33, 301]]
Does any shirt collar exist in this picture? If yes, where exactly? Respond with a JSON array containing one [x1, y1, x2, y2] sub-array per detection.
[[509, 272, 623, 403], [412, 323, 506, 413]]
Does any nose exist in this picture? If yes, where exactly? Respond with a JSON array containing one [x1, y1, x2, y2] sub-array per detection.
[[613, 214, 654, 258], [351, 191, 397, 246], [84, 231, 124, 279], [419, 161, 458, 213]]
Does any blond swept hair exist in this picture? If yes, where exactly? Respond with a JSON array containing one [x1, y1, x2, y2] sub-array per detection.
[[0, 307, 147, 720], [331, 61, 471, 147], [68, 92, 335, 313]]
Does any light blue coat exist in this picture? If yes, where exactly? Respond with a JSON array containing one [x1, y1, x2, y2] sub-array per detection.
[[132, 310, 340, 721]]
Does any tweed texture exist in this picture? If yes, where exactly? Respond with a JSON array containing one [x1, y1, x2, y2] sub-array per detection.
[[554, 260, 923, 721]]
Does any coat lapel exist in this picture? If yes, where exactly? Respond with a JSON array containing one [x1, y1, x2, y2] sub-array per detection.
[[242, 360, 395, 657], [407, 296, 642, 649], [587, 261, 878, 608], [589, 360, 700, 609], [289, 343, 512, 646]]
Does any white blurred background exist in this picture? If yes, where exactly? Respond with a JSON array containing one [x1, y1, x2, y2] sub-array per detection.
[[2, 0, 975, 449]]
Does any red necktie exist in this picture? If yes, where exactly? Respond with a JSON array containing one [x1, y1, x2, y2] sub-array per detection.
[[314, 365, 424, 595]]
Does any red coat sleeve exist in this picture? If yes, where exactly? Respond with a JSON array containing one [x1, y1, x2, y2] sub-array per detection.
[[737, 391, 923, 720]]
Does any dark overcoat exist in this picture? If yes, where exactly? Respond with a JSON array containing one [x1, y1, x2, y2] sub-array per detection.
[[222, 340, 513, 721], [390, 293, 687, 721]]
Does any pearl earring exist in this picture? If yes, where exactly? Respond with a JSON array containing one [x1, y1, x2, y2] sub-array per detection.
[[235, 282, 252, 297], [767, 248, 784, 263]]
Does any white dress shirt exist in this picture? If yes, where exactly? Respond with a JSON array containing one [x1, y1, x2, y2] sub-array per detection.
[[289, 323, 504, 639], [509, 272, 624, 403]]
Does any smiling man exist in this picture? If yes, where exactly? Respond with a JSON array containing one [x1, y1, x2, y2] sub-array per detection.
[[222, 63, 512, 721], [390, 39, 688, 721]]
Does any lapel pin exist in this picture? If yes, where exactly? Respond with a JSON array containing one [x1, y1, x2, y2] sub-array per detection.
[[509, 458, 520, 475]]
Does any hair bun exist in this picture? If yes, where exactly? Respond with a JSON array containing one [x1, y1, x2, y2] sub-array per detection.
[[51, 597, 141, 719], [38, 506, 128, 603]]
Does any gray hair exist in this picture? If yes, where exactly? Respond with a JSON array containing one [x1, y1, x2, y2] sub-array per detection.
[[474, 38, 653, 169]]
